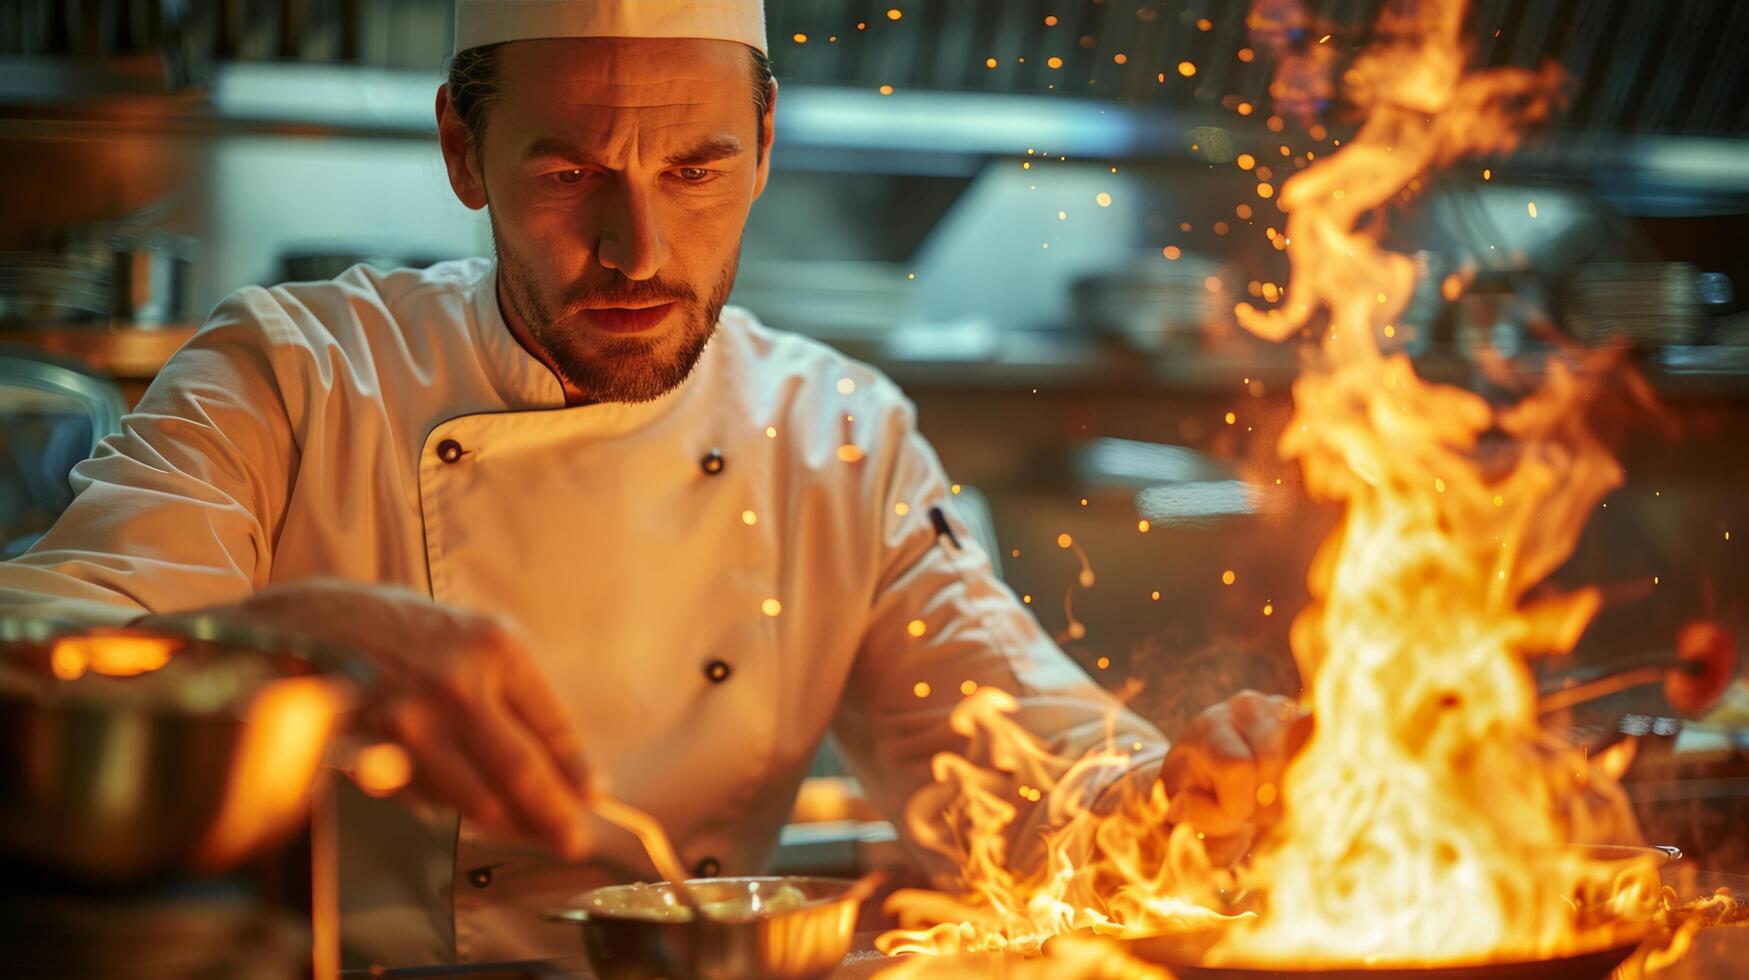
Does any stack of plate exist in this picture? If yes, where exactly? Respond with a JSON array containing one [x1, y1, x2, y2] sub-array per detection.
[[0, 252, 113, 323], [1565, 263, 1700, 347]]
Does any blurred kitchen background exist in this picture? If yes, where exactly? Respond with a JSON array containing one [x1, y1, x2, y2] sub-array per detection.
[[2, 0, 1747, 875]]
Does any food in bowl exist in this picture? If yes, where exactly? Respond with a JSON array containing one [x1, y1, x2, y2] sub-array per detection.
[[574, 879, 813, 923]]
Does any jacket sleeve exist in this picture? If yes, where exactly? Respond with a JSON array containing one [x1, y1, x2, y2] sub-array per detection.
[[829, 393, 1170, 883], [0, 289, 299, 624]]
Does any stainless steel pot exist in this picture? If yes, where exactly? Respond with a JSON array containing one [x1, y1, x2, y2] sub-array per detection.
[[0, 616, 370, 882], [550, 876, 862, 980]]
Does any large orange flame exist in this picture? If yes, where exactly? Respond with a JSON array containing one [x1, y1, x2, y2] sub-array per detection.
[[876, 0, 1667, 971], [1219, 0, 1662, 964]]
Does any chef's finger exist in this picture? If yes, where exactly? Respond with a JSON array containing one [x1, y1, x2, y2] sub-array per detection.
[[459, 696, 591, 859], [1159, 711, 1238, 802], [1192, 732, 1259, 825], [1166, 707, 1259, 826], [386, 700, 517, 837], [491, 630, 592, 797], [1159, 742, 1196, 798]]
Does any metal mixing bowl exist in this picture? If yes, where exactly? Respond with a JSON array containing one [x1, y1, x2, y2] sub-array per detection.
[[0, 616, 371, 882], [550, 876, 861, 980]]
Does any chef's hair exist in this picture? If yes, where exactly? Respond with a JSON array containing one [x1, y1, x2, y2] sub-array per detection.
[[446, 44, 775, 162]]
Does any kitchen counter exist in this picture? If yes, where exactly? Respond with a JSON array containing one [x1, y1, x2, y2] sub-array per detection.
[[358, 906, 1749, 978], [345, 939, 893, 979]]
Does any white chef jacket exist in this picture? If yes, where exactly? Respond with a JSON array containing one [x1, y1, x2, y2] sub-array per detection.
[[0, 258, 1168, 966]]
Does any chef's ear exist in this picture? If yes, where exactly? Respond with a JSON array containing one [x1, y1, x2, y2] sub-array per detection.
[[753, 79, 778, 202], [436, 84, 489, 212]]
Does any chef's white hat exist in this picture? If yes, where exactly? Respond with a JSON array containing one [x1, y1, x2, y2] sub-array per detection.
[[455, 1, 768, 55]]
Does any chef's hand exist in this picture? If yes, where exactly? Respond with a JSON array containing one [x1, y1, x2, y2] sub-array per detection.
[[141, 578, 593, 858], [1159, 690, 1312, 848]]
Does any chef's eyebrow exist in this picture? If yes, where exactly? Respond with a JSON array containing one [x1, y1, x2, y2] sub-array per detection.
[[520, 135, 745, 166], [522, 137, 600, 165], [665, 134, 744, 165]]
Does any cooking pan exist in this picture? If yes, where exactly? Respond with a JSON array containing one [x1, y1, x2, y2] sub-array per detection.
[[1147, 943, 1640, 980], [1114, 845, 1673, 980]]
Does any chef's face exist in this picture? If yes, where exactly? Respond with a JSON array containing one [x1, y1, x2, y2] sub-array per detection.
[[438, 37, 774, 403]]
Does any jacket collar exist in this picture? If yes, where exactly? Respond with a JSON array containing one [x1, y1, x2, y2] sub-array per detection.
[[466, 258, 721, 434], [470, 258, 568, 411]]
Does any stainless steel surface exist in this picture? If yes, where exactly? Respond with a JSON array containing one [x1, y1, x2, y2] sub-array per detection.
[[551, 876, 861, 980], [0, 616, 369, 882]]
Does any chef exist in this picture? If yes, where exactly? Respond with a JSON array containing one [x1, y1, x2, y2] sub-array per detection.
[[0, 0, 1304, 968]]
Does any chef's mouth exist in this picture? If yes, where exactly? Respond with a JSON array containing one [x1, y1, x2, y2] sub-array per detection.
[[576, 301, 680, 334]]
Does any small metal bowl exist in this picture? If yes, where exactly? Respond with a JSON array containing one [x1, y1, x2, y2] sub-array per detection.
[[550, 876, 861, 980]]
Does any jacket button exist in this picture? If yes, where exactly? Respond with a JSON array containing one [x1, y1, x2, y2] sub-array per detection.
[[692, 856, 721, 878], [437, 439, 464, 464], [699, 449, 725, 475], [704, 659, 732, 683], [466, 866, 493, 888]]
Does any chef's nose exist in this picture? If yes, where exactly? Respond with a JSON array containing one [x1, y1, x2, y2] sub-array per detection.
[[593, 177, 670, 281]]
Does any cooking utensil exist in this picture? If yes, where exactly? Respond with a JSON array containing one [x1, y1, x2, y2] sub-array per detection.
[[1539, 660, 1707, 716], [0, 617, 371, 882], [549, 876, 863, 980], [1540, 622, 1738, 717], [590, 795, 709, 920]]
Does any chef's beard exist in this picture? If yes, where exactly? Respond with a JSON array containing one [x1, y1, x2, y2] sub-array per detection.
[[491, 217, 733, 404]]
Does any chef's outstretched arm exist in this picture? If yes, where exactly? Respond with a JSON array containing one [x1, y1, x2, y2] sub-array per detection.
[[0, 293, 593, 858], [828, 393, 1310, 879], [826, 397, 1171, 882], [0, 293, 298, 623]]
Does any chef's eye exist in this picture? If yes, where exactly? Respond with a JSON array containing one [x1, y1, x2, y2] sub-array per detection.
[[675, 167, 715, 183], [552, 168, 586, 186]]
